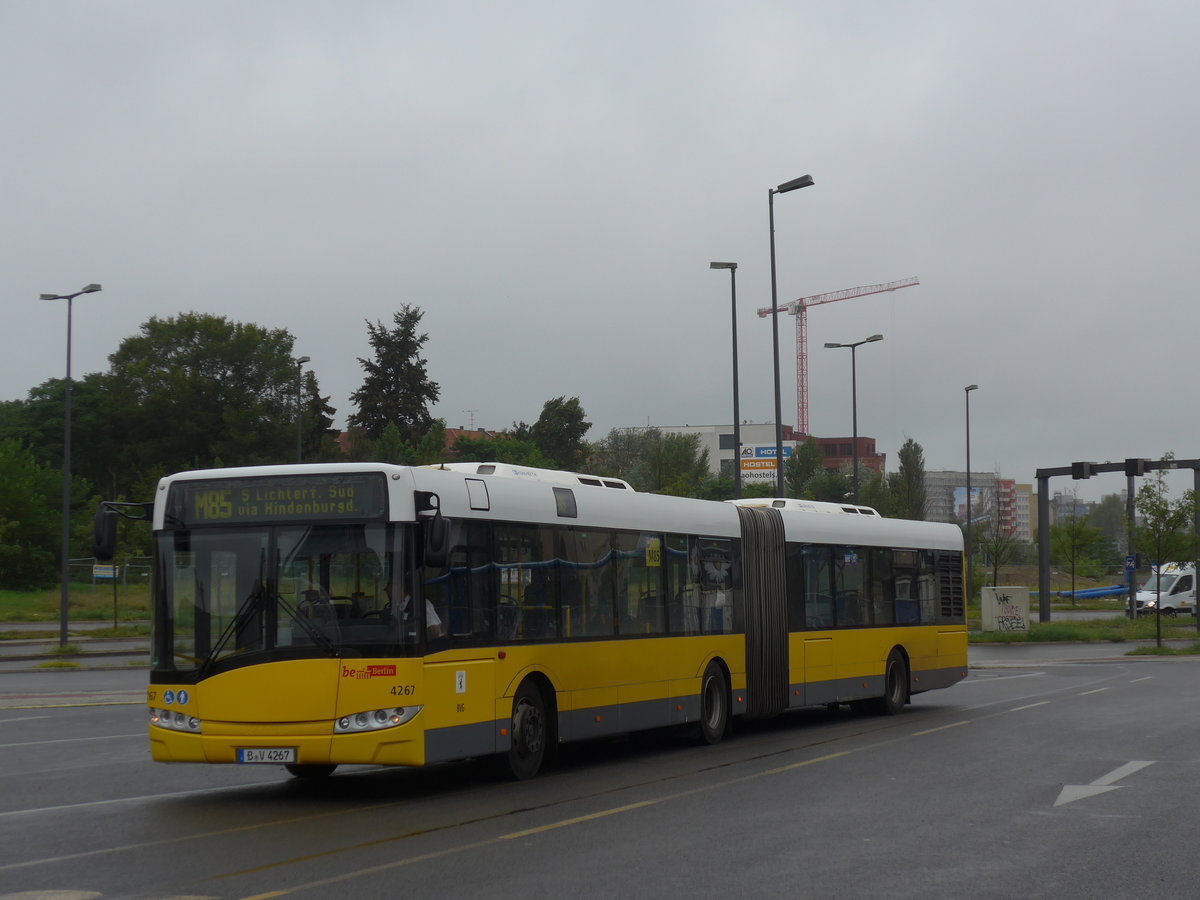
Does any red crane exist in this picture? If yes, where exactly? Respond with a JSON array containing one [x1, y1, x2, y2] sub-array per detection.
[[757, 276, 919, 437]]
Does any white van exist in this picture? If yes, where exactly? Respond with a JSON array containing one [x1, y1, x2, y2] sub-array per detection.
[[1136, 563, 1196, 615]]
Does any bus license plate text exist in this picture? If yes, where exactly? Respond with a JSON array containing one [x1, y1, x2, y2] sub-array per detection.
[[237, 747, 296, 764]]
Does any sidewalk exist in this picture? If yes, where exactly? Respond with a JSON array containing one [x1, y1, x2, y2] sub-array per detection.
[[0, 621, 151, 672]]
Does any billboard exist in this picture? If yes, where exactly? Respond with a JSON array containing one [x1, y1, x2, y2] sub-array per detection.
[[739, 443, 796, 483], [954, 485, 994, 526]]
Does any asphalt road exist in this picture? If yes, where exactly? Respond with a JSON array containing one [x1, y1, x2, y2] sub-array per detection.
[[3, 649, 1199, 899]]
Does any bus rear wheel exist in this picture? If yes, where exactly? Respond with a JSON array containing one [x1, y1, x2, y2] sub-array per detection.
[[695, 661, 730, 745], [873, 650, 908, 716], [503, 680, 549, 780]]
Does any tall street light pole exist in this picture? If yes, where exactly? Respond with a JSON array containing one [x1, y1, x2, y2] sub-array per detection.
[[965, 384, 979, 603], [768, 173, 814, 496], [709, 262, 742, 498], [40, 283, 102, 647], [295, 356, 311, 463], [824, 333, 883, 504]]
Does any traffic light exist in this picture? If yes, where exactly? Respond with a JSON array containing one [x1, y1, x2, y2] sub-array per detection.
[[1124, 458, 1147, 477], [1071, 461, 1094, 480]]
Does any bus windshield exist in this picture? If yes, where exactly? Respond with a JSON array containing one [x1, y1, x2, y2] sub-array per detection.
[[153, 522, 419, 676]]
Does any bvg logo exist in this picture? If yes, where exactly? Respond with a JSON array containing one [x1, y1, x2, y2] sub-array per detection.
[[341, 664, 397, 679]]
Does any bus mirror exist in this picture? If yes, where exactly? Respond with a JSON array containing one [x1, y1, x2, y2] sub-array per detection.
[[424, 511, 451, 569], [93, 506, 118, 562]]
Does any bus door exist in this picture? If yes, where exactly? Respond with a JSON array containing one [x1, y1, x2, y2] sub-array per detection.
[[800, 545, 837, 706]]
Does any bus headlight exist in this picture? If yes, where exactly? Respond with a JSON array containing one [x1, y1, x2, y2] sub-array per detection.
[[334, 706, 421, 734], [149, 707, 202, 733]]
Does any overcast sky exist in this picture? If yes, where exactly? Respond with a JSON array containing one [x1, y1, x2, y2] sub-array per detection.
[[5, 1, 1198, 501]]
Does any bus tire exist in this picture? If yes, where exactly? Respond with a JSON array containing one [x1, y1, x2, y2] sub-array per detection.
[[695, 661, 730, 745], [503, 679, 549, 780], [285, 764, 337, 778], [873, 650, 908, 716]]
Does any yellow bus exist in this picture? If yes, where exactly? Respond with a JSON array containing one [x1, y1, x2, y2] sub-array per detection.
[[96, 461, 966, 780]]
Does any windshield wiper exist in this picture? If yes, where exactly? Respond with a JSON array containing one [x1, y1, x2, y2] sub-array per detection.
[[275, 592, 340, 657]]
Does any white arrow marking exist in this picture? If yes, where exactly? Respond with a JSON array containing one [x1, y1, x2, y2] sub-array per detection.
[[1055, 760, 1155, 807]]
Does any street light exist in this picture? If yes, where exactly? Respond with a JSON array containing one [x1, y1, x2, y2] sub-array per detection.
[[964, 384, 979, 603], [823, 333, 883, 504], [709, 262, 742, 498], [295, 356, 311, 463], [40, 283, 102, 647], [768, 173, 814, 495]]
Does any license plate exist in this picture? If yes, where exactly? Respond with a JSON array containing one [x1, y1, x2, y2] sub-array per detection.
[[236, 747, 296, 764]]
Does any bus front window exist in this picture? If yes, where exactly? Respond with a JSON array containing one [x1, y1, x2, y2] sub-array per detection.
[[153, 523, 415, 677]]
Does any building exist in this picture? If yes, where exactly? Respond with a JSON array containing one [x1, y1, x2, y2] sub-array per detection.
[[924, 470, 1029, 542], [652, 424, 885, 485]]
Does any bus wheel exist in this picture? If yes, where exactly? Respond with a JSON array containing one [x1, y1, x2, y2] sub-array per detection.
[[873, 650, 908, 716], [504, 680, 548, 780], [696, 661, 730, 745], [285, 764, 337, 778]]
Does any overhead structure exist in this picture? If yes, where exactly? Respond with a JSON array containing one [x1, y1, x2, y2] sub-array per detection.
[[757, 276, 919, 437]]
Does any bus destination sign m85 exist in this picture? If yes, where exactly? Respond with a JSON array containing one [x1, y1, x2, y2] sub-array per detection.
[[168, 473, 388, 526]]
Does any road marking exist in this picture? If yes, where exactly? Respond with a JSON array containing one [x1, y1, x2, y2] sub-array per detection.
[[1054, 760, 1154, 807], [0, 732, 143, 750], [761, 751, 849, 775], [911, 721, 969, 736], [1009, 701, 1051, 712], [500, 801, 657, 840], [0, 715, 51, 725], [1078, 688, 1108, 696], [1131, 676, 1154, 683]]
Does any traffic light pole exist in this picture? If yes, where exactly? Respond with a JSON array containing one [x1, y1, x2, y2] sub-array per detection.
[[1036, 457, 1200, 624]]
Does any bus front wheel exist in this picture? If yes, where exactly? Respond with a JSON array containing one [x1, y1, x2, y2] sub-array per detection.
[[503, 680, 549, 780], [285, 764, 337, 779]]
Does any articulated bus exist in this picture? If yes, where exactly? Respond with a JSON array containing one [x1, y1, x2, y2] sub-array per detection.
[[95, 461, 966, 780]]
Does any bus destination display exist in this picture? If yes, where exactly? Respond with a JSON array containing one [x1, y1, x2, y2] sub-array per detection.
[[171, 474, 388, 525]]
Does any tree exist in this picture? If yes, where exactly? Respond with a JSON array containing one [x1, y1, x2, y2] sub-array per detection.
[[589, 427, 708, 495], [515, 396, 591, 471], [299, 370, 337, 462], [0, 440, 72, 588], [1134, 457, 1199, 644], [105, 312, 301, 481], [347, 306, 440, 442], [890, 438, 927, 520], [783, 438, 825, 498], [453, 433, 552, 467]]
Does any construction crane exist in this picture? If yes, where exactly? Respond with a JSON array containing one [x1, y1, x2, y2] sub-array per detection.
[[757, 276, 919, 437]]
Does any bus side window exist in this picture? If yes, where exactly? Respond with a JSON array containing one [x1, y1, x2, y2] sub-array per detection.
[[803, 545, 834, 629], [870, 548, 895, 625], [664, 534, 694, 635]]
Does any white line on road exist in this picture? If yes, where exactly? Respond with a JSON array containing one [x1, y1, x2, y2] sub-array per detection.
[[1054, 760, 1155, 807]]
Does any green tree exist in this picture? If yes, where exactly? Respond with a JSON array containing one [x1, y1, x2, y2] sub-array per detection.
[[299, 370, 337, 462], [807, 465, 852, 504], [783, 438, 825, 498], [453, 433, 553, 467], [347, 306, 440, 442], [0, 440, 74, 588], [373, 422, 413, 465], [106, 312, 301, 481], [1050, 515, 1107, 602], [515, 397, 592, 471], [590, 427, 709, 496], [890, 438, 927, 520], [979, 518, 1025, 588], [1134, 457, 1199, 644]]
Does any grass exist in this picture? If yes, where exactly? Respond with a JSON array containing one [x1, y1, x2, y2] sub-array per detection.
[[0, 584, 151, 624], [970, 613, 1200, 646]]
